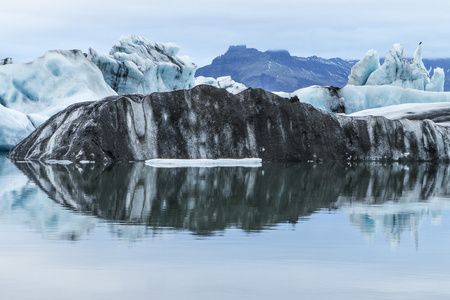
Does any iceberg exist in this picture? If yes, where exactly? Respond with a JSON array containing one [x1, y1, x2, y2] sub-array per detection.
[[0, 49, 116, 117], [88, 35, 197, 95], [0, 105, 36, 151], [348, 43, 444, 92], [8, 85, 450, 163], [195, 76, 247, 94], [278, 84, 450, 114], [277, 43, 449, 114], [347, 49, 380, 86], [0, 49, 117, 150]]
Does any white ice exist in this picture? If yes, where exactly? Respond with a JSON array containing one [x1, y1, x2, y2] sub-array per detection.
[[278, 78, 450, 114], [348, 43, 444, 92], [0, 105, 36, 150], [195, 76, 247, 94], [0, 49, 116, 117], [145, 158, 262, 168], [88, 35, 197, 95], [349, 102, 450, 126]]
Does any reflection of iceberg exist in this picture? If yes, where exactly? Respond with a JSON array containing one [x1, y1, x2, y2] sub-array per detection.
[[336, 163, 450, 249], [14, 159, 450, 243], [15, 161, 354, 236], [339, 201, 450, 249], [0, 157, 97, 240]]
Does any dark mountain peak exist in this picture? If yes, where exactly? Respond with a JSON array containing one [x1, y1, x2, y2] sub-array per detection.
[[265, 49, 292, 62], [227, 45, 248, 52], [197, 45, 356, 92]]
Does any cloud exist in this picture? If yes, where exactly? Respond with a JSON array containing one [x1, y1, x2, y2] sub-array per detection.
[[1, 0, 450, 66]]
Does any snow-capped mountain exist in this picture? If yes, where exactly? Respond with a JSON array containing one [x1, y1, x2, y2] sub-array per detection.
[[196, 45, 356, 92]]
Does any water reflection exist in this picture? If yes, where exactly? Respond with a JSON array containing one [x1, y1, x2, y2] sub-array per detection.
[[0, 157, 97, 240], [13, 160, 450, 241], [335, 164, 450, 249]]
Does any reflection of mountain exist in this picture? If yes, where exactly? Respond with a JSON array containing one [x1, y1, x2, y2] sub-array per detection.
[[15, 161, 450, 238]]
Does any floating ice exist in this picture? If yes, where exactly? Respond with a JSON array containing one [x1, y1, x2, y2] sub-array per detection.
[[145, 158, 262, 168], [88, 35, 197, 95]]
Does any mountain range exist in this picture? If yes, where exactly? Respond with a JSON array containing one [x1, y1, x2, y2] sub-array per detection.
[[196, 45, 450, 92]]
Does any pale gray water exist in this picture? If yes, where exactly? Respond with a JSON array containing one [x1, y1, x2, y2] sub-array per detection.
[[2, 154, 450, 299]]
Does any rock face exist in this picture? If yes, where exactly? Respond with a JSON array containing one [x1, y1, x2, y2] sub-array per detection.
[[88, 35, 197, 95], [7, 85, 450, 162]]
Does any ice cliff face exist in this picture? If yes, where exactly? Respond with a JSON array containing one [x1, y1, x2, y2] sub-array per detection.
[[7, 85, 450, 162], [88, 35, 197, 95], [348, 43, 444, 92]]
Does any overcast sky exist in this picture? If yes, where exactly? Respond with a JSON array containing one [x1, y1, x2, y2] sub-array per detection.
[[1, 0, 449, 67]]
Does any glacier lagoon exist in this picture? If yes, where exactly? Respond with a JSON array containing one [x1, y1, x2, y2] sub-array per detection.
[[3, 154, 450, 299]]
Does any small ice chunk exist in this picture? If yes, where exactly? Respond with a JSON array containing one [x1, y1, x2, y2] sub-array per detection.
[[145, 158, 262, 168]]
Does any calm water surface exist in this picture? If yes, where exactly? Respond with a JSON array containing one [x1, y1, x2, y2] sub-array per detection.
[[2, 154, 450, 299]]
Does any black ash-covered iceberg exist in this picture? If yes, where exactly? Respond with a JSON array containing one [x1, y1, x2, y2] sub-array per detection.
[[7, 85, 450, 162]]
